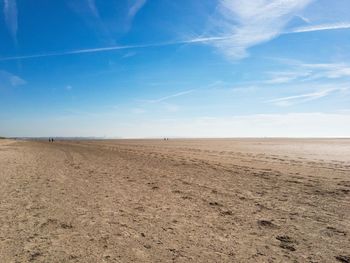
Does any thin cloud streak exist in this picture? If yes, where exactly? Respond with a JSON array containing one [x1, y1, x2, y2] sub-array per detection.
[[1, 21, 350, 62], [290, 22, 350, 33], [0, 37, 237, 61], [128, 0, 147, 19], [260, 60, 350, 85], [0, 43, 160, 61], [268, 89, 332, 102], [264, 71, 312, 84], [266, 88, 347, 106], [301, 63, 350, 80], [3, 0, 18, 44], [87, 0, 100, 18], [143, 90, 194, 103]]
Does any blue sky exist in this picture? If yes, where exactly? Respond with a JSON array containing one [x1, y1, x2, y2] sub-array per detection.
[[1, 0, 350, 137]]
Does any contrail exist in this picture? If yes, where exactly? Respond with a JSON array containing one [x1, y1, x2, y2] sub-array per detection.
[[0, 44, 160, 61], [1, 22, 349, 62], [288, 22, 350, 33], [0, 36, 236, 61], [144, 89, 195, 103], [0, 38, 231, 61]]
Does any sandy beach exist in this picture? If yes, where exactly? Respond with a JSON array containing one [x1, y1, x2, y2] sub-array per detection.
[[0, 139, 349, 262]]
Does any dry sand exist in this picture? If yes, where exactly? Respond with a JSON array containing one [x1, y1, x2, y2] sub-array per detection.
[[0, 139, 349, 262]]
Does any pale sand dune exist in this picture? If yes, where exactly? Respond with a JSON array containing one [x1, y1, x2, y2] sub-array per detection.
[[0, 139, 349, 262]]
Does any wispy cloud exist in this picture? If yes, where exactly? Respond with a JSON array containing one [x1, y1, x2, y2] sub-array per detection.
[[66, 0, 119, 45], [265, 71, 312, 84], [120, 0, 147, 33], [128, 0, 147, 20], [207, 0, 313, 60], [266, 88, 347, 106], [296, 15, 310, 24], [301, 63, 350, 79], [65, 85, 73, 91], [199, 1, 350, 60], [142, 90, 194, 103], [122, 51, 137, 58], [0, 70, 26, 89], [264, 62, 350, 84], [86, 0, 100, 18], [3, 0, 18, 44]]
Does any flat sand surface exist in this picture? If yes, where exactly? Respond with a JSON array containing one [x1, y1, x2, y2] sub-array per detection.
[[0, 139, 349, 262]]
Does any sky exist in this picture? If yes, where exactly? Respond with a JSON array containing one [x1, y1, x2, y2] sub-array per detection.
[[1, 0, 350, 138]]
